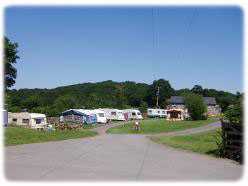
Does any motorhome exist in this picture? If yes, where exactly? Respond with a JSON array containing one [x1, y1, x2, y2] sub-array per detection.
[[147, 108, 167, 118], [100, 108, 125, 121], [8, 112, 47, 129], [122, 109, 143, 120]]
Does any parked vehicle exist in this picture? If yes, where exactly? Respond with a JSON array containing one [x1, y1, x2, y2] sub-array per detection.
[[8, 112, 47, 129], [60, 109, 105, 124], [77, 109, 107, 124], [122, 109, 143, 120], [147, 108, 167, 118], [84, 113, 97, 124], [100, 108, 125, 121], [93, 109, 108, 123], [3, 110, 8, 128]]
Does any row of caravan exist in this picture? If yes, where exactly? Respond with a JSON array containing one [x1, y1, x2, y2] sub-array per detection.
[[60, 108, 143, 124], [6, 108, 167, 129]]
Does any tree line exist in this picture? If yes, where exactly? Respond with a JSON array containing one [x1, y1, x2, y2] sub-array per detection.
[[5, 80, 241, 117]]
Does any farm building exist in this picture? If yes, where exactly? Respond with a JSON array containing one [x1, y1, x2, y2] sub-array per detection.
[[166, 96, 221, 117], [8, 112, 47, 129], [166, 109, 186, 120]]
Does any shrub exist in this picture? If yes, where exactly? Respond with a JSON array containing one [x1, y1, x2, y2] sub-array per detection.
[[223, 102, 243, 124], [183, 93, 207, 120]]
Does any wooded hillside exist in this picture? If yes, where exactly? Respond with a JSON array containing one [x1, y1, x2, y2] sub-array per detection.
[[5, 79, 240, 117]]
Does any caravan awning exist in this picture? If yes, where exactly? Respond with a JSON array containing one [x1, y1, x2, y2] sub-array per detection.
[[60, 109, 86, 116]]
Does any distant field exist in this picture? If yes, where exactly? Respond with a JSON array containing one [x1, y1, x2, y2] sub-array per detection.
[[4, 126, 98, 146], [106, 119, 216, 134], [150, 128, 222, 157]]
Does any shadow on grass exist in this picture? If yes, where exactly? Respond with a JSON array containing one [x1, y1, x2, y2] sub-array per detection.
[[205, 149, 220, 157]]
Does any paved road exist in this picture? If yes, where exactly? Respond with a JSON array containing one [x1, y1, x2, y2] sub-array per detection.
[[4, 121, 243, 181]]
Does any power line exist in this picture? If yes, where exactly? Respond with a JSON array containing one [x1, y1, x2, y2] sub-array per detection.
[[175, 7, 197, 65], [151, 6, 156, 81]]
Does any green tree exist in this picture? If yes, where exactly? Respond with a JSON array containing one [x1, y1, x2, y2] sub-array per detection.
[[183, 93, 207, 120], [147, 79, 174, 108], [139, 101, 148, 113], [4, 36, 20, 90], [223, 94, 243, 124], [191, 85, 203, 95], [54, 95, 77, 113]]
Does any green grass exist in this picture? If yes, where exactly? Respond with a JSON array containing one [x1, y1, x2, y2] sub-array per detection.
[[4, 126, 98, 146], [81, 124, 103, 129], [106, 119, 216, 134], [150, 128, 222, 157]]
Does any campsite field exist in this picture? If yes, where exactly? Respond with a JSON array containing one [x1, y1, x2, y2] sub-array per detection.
[[149, 128, 222, 157], [106, 119, 216, 134], [4, 126, 98, 146]]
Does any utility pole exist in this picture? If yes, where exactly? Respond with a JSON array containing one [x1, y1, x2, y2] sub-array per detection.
[[156, 87, 160, 108]]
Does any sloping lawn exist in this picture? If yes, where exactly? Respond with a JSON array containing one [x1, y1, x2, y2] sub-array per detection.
[[150, 128, 222, 157], [4, 126, 98, 146], [106, 119, 216, 134]]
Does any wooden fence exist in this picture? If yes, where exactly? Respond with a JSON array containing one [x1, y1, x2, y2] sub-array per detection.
[[221, 120, 243, 163]]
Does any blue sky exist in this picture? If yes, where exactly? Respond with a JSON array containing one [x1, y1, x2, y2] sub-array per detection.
[[5, 6, 243, 93]]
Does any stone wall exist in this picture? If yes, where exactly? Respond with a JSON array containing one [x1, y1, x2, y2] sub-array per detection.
[[166, 104, 221, 117], [207, 105, 222, 116]]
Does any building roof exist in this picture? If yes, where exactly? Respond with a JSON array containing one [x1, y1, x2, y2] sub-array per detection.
[[204, 97, 217, 105], [169, 96, 185, 104], [169, 96, 217, 105], [167, 108, 184, 113]]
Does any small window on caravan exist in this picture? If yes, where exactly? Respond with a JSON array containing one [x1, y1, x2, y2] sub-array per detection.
[[111, 112, 117, 115], [137, 112, 141, 115], [98, 113, 105, 117], [158, 111, 160, 113], [132, 112, 136, 116], [162, 111, 165, 114], [22, 119, 29, 124], [148, 110, 152, 113], [13, 118, 17, 122], [35, 119, 43, 124]]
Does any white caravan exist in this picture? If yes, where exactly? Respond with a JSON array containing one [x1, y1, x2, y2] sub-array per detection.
[[76, 109, 107, 124], [100, 108, 125, 121], [147, 108, 167, 118], [8, 112, 47, 129], [93, 109, 107, 123], [122, 109, 143, 120]]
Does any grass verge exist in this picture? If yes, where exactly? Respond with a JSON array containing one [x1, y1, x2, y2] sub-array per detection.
[[4, 126, 98, 146], [106, 119, 216, 134], [149, 128, 222, 157]]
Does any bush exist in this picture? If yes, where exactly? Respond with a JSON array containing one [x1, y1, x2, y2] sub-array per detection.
[[183, 93, 207, 120], [223, 102, 243, 124]]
